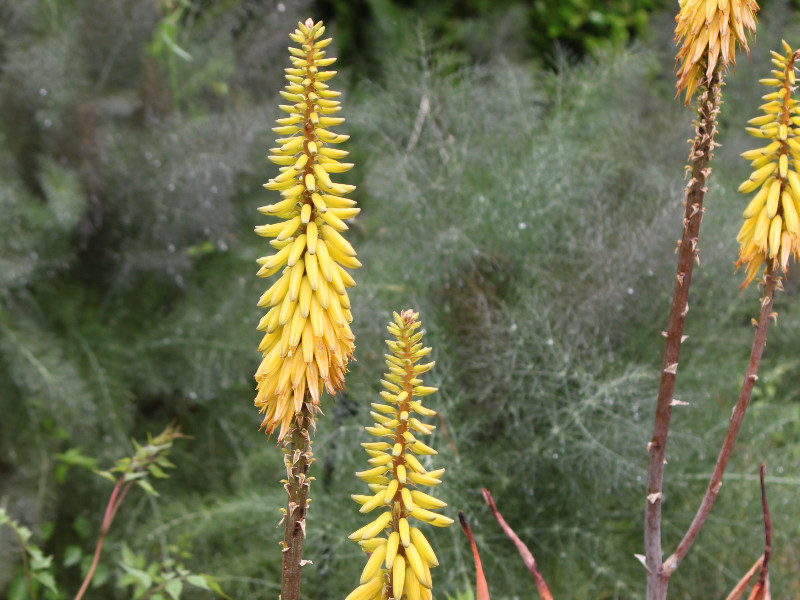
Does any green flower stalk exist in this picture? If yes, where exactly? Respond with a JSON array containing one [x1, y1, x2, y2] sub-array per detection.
[[736, 41, 800, 288], [346, 310, 452, 600], [254, 18, 360, 442]]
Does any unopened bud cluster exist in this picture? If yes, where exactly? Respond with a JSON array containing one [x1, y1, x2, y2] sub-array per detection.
[[346, 311, 452, 600], [254, 19, 360, 440], [674, 0, 758, 102], [736, 41, 800, 287]]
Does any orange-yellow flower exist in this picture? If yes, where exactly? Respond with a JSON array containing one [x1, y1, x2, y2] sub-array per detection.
[[674, 0, 758, 103], [254, 19, 360, 440], [736, 42, 800, 288]]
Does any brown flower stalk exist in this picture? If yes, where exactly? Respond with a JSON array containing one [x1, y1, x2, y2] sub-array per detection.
[[645, 2, 761, 597], [643, 63, 723, 599]]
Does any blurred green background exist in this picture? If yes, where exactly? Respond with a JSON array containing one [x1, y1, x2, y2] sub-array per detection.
[[2, 0, 800, 598]]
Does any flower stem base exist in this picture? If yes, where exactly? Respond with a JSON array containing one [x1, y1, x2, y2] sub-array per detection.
[[280, 402, 315, 600]]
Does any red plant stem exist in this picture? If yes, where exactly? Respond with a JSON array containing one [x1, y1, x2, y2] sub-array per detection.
[[724, 555, 764, 600], [757, 463, 772, 588], [108, 481, 133, 522], [458, 511, 490, 600], [644, 66, 721, 599], [74, 478, 130, 600], [482, 488, 553, 600], [662, 266, 776, 577]]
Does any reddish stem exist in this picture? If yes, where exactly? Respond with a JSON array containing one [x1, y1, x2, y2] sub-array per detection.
[[643, 65, 721, 598], [74, 478, 128, 600], [482, 488, 553, 600], [724, 555, 764, 600], [756, 463, 772, 589], [458, 511, 490, 600], [662, 267, 776, 577]]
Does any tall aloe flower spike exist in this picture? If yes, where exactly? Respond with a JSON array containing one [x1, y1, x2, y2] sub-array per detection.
[[255, 18, 360, 441], [736, 41, 800, 288], [674, 0, 758, 103], [346, 310, 453, 600], [645, 3, 759, 598]]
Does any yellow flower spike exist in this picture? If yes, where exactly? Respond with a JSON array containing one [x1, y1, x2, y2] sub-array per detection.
[[673, 0, 759, 103], [254, 19, 358, 441], [736, 43, 800, 289], [348, 310, 451, 599]]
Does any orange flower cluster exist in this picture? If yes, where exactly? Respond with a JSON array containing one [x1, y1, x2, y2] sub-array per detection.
[[674, 0, 758, 102]]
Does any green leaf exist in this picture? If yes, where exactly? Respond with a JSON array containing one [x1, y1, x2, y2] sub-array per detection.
[[155, 456, 176, 469], [199, 575, 230, 599], [136, 479, 159, 496], [28, 546, 53, 570], [33, 571, 59, 596], [73, 515, 91, 539], [159, 29, 192, 62], [63, 544, 82, 567], [119, 563, 152, 589], [8, 575, 31, 600], [91, 562, 110, 588], [186, 575, 210, 591], [93, 469, 117, 483], [148, 463, 168, 478], [165, 578, 183, 600], [39, 522, 54, 541], [55, 464, 69, 484], [120, 542, 136, 567], [0, 511, 33, 544], [55, 447, 98, 471]]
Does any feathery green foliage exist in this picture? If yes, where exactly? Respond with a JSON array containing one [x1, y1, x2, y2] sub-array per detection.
[[2, 1, 800, 599]]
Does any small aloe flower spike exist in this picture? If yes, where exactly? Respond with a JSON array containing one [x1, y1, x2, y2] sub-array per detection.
[[254, 18, 360, 441], [346, 310, 453, 600], [736, 41, 800, 289], [674, 0, 759, 103]]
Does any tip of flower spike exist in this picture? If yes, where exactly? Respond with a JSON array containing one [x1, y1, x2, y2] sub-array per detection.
[[673, 0, 759, 103]]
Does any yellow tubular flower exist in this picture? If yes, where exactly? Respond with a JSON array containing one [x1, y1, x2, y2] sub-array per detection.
[[255, 19, 360, 440], [736, 42, 800, 289], [674, 0, 759, 103], [346, 311, 452, 600]]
